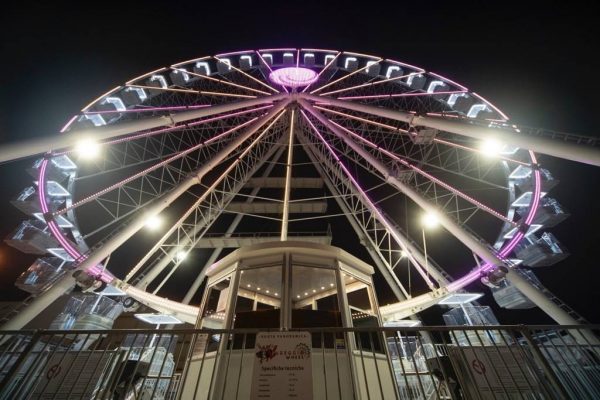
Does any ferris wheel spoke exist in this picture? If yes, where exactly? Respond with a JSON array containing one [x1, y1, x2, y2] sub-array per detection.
[[215, 56, 280, 94], [326, 118, 515, 225], [54, 117, 263, 217], [307, 114, 509, 236], [83, 104, 212, 116], [313, 105, 530, 167], [63, 104, 276, 185], [255, 51, 288, 94], [0, 95, 285, 163], [170, 67, 272, 96], [336, 90, 468, 101], [74, 108, 279, 239], [126, 110, 288, 288], [314, 117, 509, 236], [310, 58, 383, 95], [126, 84, 258, 99], [319, 72, 420, 97], [302, 92, 600, 166], [314, 105, 512, 195], [298, 109, 441, 293], [301, 51, 341, 93], [300, 98, 510, 273]]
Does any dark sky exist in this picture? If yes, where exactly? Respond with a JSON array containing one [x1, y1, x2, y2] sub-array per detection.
[[0, 1, 598, 325]]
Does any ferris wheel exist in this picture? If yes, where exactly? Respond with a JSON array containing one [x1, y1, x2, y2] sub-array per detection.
[[2, 48, 599, 331]]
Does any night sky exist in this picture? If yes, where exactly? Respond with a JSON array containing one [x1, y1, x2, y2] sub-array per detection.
[[0, 1, 598, 325]]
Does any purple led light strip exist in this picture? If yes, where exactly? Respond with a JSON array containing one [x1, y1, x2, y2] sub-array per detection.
[[127, 84, 258, 99], [310, 59, 383, 95], [171, 67, 272, 96], [338, 90, 467, 101], [448, 150, 541, 291], [320, 72, 418, 96], [38, 158, 114, 282]]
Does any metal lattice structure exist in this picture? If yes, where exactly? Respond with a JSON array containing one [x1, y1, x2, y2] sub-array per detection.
[[2, 48, 600, 331]]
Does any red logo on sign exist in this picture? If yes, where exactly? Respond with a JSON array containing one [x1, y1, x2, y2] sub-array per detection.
[[255, 344, 278, 363], [47, 364, 62, 379], [472, 358, 486, 375]]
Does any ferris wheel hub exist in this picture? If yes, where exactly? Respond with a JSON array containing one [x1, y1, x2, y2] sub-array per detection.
[[269, 67, 318, 88]]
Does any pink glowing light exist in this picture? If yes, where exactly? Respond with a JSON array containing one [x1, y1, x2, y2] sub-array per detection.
[[448, 150, 542, 291], [269, 67, 318, 88]]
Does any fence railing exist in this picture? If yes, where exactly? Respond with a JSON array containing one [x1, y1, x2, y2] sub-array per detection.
[[0, 325, 598, 399]]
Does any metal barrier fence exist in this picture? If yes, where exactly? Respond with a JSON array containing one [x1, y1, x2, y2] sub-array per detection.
[[0, 325, 598, 399]]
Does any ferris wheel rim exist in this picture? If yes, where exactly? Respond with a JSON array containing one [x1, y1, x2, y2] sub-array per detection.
[[35, 48, 542, 317]]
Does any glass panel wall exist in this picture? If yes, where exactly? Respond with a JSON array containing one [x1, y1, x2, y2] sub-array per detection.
[[233, 266, 282, 329], [292, 265, 341, 347], [232, 266, 282, 348], [200, 276, 231, 352], [343, 272, 383, 353]]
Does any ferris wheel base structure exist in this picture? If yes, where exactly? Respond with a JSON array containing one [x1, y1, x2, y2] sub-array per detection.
[[0, 49, 597, 344]]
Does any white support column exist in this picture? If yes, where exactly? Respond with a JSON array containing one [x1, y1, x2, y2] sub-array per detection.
[[299, 93, 600, 167], [0, 98, 290, 331], [300, 98, 585, 327], [281, 109, 295, 241], [0, 94, 287, 163]]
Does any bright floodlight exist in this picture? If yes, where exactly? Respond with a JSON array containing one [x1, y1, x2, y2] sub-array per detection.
[[422, 212, 439, 229], [144, 215, 162, 230], [176, 251, 187, 262], [269, 67, 318, 88], [75, 138, 101, 159], [480, 139, 502, 157]]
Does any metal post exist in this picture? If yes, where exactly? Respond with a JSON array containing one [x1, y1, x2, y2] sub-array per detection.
[[0, 94, 286, 163], [281, 109, 296, 240], [299, 93, 600, 167]]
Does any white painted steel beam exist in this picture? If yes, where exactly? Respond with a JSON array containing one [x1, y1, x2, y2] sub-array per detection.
[[194, 235, 332, 248], [0, 94, 286, 163], [299, 93, 600, 167], [281, 109, 295, 240]]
